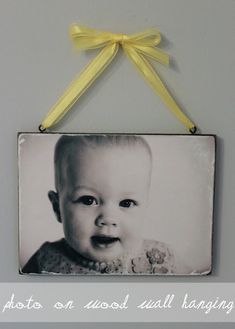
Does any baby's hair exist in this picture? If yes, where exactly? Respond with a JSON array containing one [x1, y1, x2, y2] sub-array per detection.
[[54, 135, 152, 191]]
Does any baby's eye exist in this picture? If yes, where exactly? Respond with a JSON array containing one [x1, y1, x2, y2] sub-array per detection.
[[119, 199, 138, 208], [76, 195, 98, 206]]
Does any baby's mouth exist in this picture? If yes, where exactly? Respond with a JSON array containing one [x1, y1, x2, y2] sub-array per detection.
[[91, 235, 120, 249]]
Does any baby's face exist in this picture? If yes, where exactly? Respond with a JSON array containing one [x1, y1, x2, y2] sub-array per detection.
[[57, 144, 151, 263]]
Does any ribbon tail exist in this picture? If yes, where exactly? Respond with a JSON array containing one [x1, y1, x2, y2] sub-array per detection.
[[123, 45, 196, 131], [41, 43, 119, 129], [133, 45, 169, 65]]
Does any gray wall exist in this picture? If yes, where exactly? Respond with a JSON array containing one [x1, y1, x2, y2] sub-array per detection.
[[0, 0, 235, 327]]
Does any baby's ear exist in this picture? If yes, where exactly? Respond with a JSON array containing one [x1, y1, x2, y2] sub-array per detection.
[[48, 191, 62, 223]]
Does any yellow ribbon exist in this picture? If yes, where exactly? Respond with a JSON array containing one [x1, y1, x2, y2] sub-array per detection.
[[39, 24, 197, 133]]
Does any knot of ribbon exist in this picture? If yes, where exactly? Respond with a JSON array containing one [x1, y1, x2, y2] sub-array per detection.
[[39, 24, 197, 133]]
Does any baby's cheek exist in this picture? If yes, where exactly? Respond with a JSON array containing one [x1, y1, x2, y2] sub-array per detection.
[[131, 208, 145, 227], [122, 216, 143, 240], [60, 200, 74, 220], [68, 208, 97, 238], [60, 207, 81, 234], [62, 203, 85, 222]]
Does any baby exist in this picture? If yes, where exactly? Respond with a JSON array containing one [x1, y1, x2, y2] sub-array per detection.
[[22, 135, 175, 275]]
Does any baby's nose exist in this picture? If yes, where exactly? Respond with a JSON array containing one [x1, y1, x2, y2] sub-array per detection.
[[95, 205, 119, 227], [95, 215, 118, 227]]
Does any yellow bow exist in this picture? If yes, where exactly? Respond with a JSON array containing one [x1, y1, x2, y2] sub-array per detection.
[[40, 24, 196, 133]]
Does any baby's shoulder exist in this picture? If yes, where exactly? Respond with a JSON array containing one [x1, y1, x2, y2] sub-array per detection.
[[21, 239, 68, 274], [37, 238, 67, 255]]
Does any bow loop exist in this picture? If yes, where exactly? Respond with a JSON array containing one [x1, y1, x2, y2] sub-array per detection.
[[70, 24, 116, 49], [127, 28, 162, 47]]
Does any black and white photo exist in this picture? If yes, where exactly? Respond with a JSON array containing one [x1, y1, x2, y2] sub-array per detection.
[[18, 133, 215, 275]]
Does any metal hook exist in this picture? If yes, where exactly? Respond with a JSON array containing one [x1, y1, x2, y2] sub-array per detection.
[[38, 125, 47, 133], [189, 126, 197, 134]]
